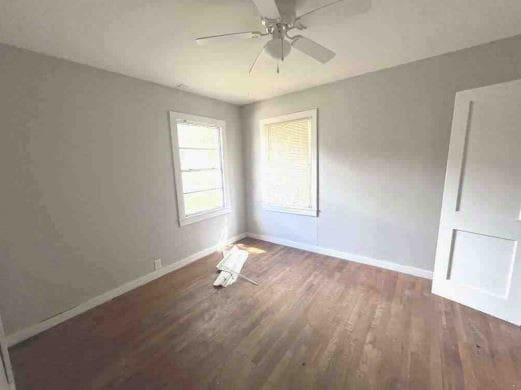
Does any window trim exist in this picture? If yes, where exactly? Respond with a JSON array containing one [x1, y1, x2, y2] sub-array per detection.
[[169, 111, 230, 226], [260, 109, 318, 217]]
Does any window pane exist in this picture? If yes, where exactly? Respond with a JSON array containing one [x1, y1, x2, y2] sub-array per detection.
[[177, 121, 219, 149], [180, 149, 220, 170], [184, 189, 223, 215], [263, 118, 312, 209], [182, 170, 222, 193]]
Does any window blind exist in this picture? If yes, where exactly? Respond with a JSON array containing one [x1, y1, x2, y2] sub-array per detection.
[[262, 118, 313, 210]]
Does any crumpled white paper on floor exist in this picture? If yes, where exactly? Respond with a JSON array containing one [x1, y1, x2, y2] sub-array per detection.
[[213, 245, 249, 287]]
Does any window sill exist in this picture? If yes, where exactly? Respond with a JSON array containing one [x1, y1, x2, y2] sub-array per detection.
[[262, 205, 318, 217], [179, 207, 230, 226]]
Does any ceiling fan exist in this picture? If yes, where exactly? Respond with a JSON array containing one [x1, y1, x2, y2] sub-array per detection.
[[195, 0, 345, 73]]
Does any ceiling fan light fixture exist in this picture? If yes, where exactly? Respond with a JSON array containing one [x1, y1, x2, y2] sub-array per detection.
[[264, 37, 291, 60]]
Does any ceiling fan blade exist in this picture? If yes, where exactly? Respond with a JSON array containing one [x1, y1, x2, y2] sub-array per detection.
[[251, 0, 280, 19], [196, 31, 262, 45], [249, 46, 266, 74], [291, 35, 335, 63], [297, 0, 344, 19]]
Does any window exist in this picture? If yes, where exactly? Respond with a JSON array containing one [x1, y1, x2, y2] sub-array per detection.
[[260, 109, 318, 216], [169, 111, 229, 226]]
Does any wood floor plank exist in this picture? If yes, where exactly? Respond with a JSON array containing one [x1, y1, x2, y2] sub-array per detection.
[[9, 238, 521, 389]]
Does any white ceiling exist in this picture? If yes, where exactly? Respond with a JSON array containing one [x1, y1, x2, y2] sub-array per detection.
[[1, 0, 521, 105]]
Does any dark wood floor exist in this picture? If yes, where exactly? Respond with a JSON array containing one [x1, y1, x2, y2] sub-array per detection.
[[10, 238, 521, 389]]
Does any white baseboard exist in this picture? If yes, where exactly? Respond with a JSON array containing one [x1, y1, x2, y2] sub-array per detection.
[[7, 231, 431, 347], [246, 232, 433, 280], [6, 233, 247, 347]]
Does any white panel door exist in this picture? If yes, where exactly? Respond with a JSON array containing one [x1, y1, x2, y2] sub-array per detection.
[[432, 79, 521, 325]]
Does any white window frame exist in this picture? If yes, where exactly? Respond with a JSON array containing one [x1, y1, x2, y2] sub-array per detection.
[[260, 109, 318, 217], [169, 111, 230, 226]]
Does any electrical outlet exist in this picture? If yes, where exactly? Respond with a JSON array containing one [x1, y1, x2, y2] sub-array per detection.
[[154, 258, 162, 270]]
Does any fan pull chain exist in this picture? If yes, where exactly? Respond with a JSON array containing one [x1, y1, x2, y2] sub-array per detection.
[[281, 36, 284, 62]]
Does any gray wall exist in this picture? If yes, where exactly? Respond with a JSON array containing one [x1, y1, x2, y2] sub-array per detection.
[[241, 34, 521, 273], [3, 33, 521, 336], [0, 44, 245, 335]]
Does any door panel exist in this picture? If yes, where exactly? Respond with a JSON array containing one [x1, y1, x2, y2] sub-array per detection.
[[449, 230, 515, 297], [433, 79, 521, 325], [457, 98, 521, 218]]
